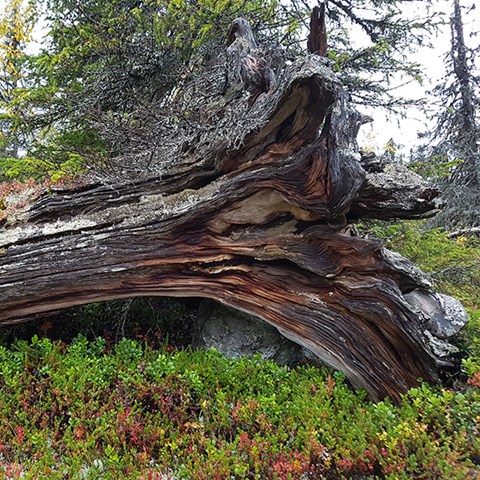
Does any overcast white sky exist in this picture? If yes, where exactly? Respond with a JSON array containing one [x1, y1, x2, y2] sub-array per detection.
[[357, 0, 479, 155], [2, 0, 478, 156], [356, 1, 451, 154]]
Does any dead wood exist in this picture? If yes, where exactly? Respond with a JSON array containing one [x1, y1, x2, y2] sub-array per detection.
[[307, 3, 328, 56], [0, 19, 467, 402]]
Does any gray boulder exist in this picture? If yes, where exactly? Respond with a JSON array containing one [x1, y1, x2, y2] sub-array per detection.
[[193, 300, 318, 367]]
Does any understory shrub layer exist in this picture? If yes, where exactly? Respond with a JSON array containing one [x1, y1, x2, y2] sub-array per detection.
[[0, 336, 478, 479]]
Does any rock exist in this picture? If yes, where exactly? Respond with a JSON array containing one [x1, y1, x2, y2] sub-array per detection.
[[404, 289, 468, 339], [193, 300, 314, 367], [423, 330, 460, 358]]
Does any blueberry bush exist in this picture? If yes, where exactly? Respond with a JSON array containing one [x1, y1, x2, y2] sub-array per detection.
[[0, 336, 478, 479]]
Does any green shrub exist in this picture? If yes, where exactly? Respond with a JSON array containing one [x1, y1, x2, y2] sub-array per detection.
[[0, 155, 85, 182], [0, 337, 478, 479], [462, 310, 480, 378]]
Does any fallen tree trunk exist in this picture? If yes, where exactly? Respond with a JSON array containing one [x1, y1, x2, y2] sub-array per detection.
[[0, 27, 467, 402]]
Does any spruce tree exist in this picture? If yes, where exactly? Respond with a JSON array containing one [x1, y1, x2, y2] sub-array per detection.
[[417, 0, 479, 229]]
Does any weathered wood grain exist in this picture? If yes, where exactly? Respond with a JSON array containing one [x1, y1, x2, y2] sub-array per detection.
[[0, 44, 464, 402]]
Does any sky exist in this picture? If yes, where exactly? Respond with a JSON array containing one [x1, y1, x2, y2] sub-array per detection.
[[1, 0, 477, 156], [357, 0, 478, 155], [356, 1, 453, 154]]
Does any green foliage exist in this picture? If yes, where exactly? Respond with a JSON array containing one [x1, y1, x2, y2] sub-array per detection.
[[409, 153, 464, 181], [4, 0, 284, 168], [323, 0, 440, 110], [362, 220, 480, 309], [0, 0, 37, 157], [0, 336, 478, 479], [462, 310, 480, 378], [0, 154, 84, 182], [35, 0, 280, 114]]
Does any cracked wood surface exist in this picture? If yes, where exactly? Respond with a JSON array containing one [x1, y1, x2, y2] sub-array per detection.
[[0, 54, 461, 402]]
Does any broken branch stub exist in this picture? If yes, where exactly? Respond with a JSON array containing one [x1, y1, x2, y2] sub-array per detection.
[[307, 3, 328, 56], [0, 19, 467, 402]]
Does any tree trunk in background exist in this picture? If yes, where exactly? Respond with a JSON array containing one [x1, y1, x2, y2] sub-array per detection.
[[450, 0, 479, 187], [424, 0, 480, 228], [0, 22, 468, 402]]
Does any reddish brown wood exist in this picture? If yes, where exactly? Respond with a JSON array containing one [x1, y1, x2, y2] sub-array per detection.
[[307, 4, 328, 56], [0, 20, 465, 402]]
